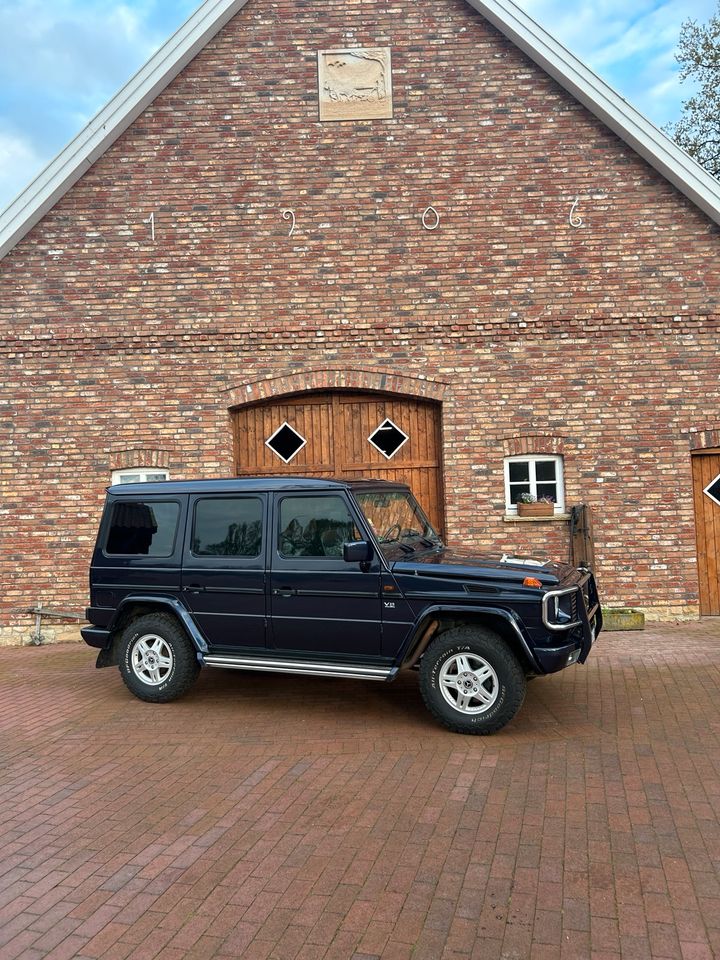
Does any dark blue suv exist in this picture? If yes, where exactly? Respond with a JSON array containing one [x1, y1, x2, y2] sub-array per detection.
[[82, 477, 601, 734]]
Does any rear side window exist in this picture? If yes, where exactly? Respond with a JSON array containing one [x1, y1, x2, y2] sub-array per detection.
[[192, 498, 263, 557], [105, 500, 180, 557]]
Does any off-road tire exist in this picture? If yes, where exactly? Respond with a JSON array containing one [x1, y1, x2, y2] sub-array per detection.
[[118, 613, 200, 703], [419, 626, 526, 734]]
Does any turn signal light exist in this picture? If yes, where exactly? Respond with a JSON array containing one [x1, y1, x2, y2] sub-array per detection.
[[523, 577, 543, 588]]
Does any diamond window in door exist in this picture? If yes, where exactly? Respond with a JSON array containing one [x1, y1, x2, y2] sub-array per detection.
[[704, 473, 720, 507], [368, 418, 409, 459], [265, 422, 307, 463]]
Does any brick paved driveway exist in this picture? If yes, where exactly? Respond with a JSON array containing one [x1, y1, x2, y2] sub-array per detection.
[[1, 623, 719, 960]]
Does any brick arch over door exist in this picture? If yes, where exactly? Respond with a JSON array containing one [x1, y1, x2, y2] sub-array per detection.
[[223, 368, 447, 408], [231, 391, 445, 535]]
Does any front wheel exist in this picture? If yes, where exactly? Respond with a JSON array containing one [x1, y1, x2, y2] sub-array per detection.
[[118, 613, 200, 703], [419, 627, 526, 734]]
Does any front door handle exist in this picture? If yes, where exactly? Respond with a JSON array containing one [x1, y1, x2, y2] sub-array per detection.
[[272, 587, 297, 597]]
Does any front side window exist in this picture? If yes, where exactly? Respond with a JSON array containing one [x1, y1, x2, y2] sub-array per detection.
[[105, 500, 179, 556], [279, 496, 359, 558], [504, 456, 565, 513], [112, 468, 169, 484], [192, 498, 263, 557], [355, 490, 440, 550]]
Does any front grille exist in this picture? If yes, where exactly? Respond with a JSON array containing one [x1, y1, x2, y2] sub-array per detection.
[[569, 591, 579, 622]]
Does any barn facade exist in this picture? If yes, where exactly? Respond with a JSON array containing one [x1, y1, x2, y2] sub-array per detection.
[[1, 0, 720, 645]]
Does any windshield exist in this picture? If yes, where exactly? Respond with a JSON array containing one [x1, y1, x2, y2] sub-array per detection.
[[355, 490, 441, 549]]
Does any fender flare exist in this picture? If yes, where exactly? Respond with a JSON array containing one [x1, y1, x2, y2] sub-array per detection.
[[398, 604, 540, 672], [110, 595, 209, 655]]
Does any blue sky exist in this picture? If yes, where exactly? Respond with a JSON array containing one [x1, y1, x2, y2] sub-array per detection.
[[0, 0, 715, 211]]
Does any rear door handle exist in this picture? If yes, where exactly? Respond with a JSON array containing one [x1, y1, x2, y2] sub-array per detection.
[[272, 587, 297, 597], [184, 584, 206, 594]]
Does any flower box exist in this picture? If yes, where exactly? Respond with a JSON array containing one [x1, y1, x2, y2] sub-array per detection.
[[517, 501, 554, 518]]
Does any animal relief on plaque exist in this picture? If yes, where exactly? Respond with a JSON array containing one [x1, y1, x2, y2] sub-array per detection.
[[318, 48, 393, 121]]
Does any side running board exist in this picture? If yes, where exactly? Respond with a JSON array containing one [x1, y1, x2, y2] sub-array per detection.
[[203, 654, 395, 682]]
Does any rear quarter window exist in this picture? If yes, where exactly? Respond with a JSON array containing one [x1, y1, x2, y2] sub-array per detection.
[[105, 500, 180, 557]]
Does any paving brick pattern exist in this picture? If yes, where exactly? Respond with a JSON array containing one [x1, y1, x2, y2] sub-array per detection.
[[1, 624, 719, 959]]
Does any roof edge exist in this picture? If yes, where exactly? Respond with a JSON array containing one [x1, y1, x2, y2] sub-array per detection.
[[465, 0, 720, 227], [0, 0, 251, 260]]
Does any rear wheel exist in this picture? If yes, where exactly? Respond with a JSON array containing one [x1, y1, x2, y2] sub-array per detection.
[[118, 613, 200, 703], [419, 626, 526, 734]]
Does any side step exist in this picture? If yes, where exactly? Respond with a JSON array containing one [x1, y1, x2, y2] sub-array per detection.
[[203, 654, 394, 682]]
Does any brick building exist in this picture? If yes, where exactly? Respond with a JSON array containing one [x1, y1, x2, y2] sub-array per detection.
[[2, 0, 720, 645]]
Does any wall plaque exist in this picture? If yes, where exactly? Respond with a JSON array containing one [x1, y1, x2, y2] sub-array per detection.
[[318, 48, 393, 122]]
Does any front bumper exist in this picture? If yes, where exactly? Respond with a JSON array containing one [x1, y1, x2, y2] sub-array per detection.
[[534, 640, 584, 673]]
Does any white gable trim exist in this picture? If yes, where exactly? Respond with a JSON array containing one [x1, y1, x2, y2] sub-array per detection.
[[1, 0, 719, 260], [0, 0, 250, 260]]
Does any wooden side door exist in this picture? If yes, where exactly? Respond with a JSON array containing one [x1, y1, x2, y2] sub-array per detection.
[[232, 391, 445, 535], [692, 450, 720, 616]]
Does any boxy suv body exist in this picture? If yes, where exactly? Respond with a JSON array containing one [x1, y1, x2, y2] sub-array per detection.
[[82, 477, 601, 734]]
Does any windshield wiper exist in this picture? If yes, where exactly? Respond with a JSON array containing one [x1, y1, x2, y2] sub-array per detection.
[[403, 534, 442, 549], [377, 534, 441, 551], [378, 537, 415, 552]]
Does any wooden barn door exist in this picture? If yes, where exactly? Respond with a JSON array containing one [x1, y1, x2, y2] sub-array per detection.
[[692, 450, 720, 615], [232, 392, 445, 534]]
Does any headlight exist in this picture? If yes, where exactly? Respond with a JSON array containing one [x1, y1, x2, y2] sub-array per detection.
[[553, 594, 574, 624]]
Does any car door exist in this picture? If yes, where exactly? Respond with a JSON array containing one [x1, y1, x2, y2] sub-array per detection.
[[269, 492, 383, 656], [180, 494, 268, 651]]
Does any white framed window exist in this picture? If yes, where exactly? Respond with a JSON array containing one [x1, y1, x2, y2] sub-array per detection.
[[111, 468, 169, 485], [504, 455, 564, 514]]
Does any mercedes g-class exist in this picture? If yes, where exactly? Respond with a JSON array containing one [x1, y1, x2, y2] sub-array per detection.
[[82, 477, 601, 734]]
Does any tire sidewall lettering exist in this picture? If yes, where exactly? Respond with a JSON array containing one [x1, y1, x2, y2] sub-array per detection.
[[123, 632, 139, 673]]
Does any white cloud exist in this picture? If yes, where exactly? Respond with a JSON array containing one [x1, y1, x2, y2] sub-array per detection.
[[0, 0, 162, 102]]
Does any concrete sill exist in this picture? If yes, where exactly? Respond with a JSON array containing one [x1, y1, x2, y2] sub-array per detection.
[[503, 513, 571, 522]]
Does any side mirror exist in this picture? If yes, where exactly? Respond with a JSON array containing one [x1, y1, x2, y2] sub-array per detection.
[[343, 540, 373, 563]]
